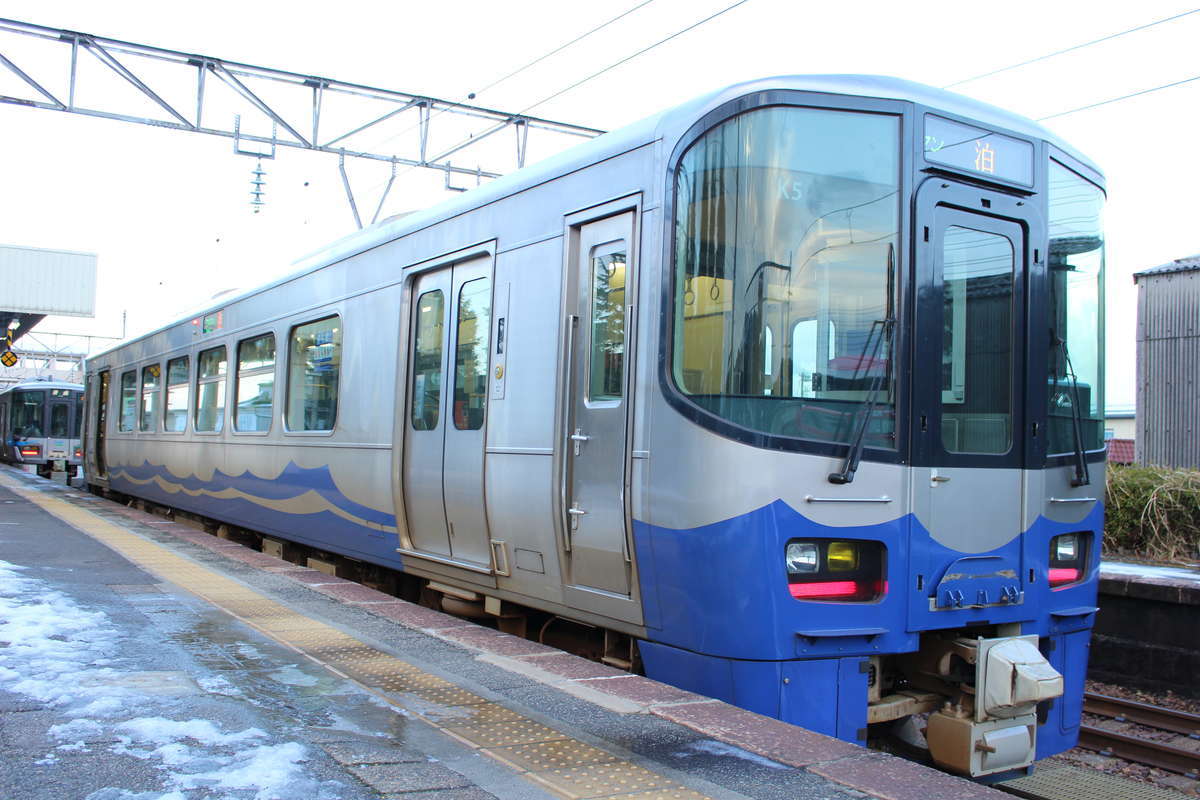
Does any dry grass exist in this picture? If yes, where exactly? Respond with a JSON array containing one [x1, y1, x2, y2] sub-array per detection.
[[1105, 465, 1200, 563]]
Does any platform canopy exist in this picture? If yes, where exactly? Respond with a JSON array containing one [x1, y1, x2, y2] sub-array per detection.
[[0, 244, 97, 344]]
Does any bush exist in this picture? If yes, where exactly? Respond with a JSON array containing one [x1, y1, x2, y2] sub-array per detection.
[[1104, 465, 1200, 563]]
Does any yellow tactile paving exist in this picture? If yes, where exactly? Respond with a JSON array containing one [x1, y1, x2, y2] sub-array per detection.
[[0, 473, 717, 800]]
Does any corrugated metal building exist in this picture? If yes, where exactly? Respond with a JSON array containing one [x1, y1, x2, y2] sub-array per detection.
[[1134, 255, 1200, 468]]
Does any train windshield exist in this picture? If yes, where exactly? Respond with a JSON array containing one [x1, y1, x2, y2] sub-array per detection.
[[1047, 162, 1105, 455], [672, 106, 900, 447], [11, 390, 45, 438]]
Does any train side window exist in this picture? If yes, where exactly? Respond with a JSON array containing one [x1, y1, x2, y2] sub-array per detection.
[[195, 346, 227, 433], [287, 316, 341, 432], [164, 356, 189, 432], [140, 364, 161, 431], [119, 371, 137, 432], [411, 291, 444, 431], [454, 280, 490, 430], [235, 333, 276, 433]]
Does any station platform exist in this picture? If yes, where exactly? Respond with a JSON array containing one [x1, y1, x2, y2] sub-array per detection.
[[0, 465, 1016, 800]]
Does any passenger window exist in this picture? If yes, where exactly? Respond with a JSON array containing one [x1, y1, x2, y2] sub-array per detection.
[[454, 279, 490, 430], [411, 291, 444, 431], [287, 317, 340, 432], [235, 333, 275, 432], [589, 250, 626, 402], [140, 364, 161, 431], [164, 356, 189, 432], [195, 346, 227, 432], [119, 371, 137, 432]]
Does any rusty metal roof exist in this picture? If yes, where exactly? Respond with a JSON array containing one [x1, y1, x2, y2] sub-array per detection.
[[1134, 254, 1200, 279]]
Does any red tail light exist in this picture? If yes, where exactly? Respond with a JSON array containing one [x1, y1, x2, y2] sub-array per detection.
[[19, 445, 41, 457], [74, 448, 82, 458], [1048, 567, 1080, 587], [789, 580, 862, 599]]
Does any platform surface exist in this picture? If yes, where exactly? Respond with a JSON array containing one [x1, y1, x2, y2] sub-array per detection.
[[0, 466, 1016, 800]]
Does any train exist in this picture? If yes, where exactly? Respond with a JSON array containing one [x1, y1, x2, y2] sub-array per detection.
[[0, 377, 85, 476], [80, 75, 1107, 779]]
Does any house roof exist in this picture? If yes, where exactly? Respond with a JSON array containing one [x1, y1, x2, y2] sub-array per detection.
[[1107, 438, 1135, 464], [1134, 254, 1200, 280]]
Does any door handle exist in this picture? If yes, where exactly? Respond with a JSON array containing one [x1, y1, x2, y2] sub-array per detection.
[[931, 470, 951, 486], [570, 428, 590, 455]]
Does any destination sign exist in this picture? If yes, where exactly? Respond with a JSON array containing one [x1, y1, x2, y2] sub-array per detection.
[[924, 115, 1033, 186]]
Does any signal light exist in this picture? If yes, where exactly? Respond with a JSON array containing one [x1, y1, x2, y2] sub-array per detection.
[[1048, 568, 1081, 586]]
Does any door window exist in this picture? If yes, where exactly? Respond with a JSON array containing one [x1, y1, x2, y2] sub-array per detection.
[[411, 291, 445, 431], [453, 280, 490, 431], [940, 226, 1014, 454], [589, 250, 626, 403], [50, 404, 69, 437]]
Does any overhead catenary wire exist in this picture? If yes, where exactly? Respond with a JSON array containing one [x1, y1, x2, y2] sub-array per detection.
[[520, 0, 751, 114], [337, 0, 752, 221], [1038, 72, 1200, 121], [943, 7, 1200, 88]]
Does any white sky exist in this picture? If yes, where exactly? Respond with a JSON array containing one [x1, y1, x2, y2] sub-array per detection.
[[3, 0, 1199, 410]]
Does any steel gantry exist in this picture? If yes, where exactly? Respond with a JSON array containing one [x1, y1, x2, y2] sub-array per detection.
[[0, 18, 605, 225]]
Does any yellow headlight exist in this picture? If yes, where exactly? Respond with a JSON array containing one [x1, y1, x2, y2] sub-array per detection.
[[827, 542, 859, 572]]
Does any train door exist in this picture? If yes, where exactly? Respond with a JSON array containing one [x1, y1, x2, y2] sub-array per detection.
[[402, 255, 494, 567], [47, 394, 71, 461], [560, 212, 636, 598], [90, 371, 109, 479], [912, 184, 1031, 562]]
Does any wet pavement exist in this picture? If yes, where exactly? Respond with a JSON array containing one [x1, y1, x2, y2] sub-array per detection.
[[0, 466, 1010, 800]]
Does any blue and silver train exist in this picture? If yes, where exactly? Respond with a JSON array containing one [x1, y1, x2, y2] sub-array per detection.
[[82, 76, 1106, 778], [0, 378, 85, 476]]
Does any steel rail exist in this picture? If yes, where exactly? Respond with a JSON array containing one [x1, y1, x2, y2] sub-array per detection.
[[1078, 724, 1200, 776], [1083, 691, 1200, 737]]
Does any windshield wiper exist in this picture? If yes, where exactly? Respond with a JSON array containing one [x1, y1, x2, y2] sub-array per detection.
[[829, 243, 895, 485], [828, 316, 894, 485], [1054, 334, 1091, 487]]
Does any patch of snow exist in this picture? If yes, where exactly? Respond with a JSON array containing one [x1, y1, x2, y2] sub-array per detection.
[[0, 559, 342, 799], [268, 665, 321, 687], [676, 739, 788, 770]]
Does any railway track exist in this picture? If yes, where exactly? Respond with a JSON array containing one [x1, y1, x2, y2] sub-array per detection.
[[1079, 691, 1200, 778]]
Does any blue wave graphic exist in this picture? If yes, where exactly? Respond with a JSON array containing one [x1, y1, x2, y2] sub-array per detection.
[[116, 460, 396, 527]]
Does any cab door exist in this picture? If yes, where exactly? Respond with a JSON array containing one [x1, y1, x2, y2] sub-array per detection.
[[560, 212, 636, 600], [912, 182, 1031, 563]]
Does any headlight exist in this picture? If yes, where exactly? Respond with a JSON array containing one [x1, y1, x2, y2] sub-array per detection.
[[1054, 533, 1078, 562], [785, 542, 819, 574]]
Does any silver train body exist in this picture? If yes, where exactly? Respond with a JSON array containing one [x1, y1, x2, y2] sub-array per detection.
[[83, 76, 1107, 778], [0, 378, 84, 474]]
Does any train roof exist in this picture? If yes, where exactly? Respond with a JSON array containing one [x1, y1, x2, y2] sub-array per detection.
[[93, 75, 1103, 359], [0, 378, 84, 394]]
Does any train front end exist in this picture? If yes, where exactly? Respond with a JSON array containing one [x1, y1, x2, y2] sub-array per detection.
[[2, 381, 85, 476], [638, 77, 1105, 778]]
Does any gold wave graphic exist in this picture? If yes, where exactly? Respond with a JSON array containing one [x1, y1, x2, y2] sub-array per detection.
[[110, 469, 399, 534]]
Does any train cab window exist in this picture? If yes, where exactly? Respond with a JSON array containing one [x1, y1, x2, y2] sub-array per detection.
[[1047, 161, 1105, 456], [50, 403, 69, 438], [235, 333, 276, 432], [589, 252, 626, 403], [12, 390, 45, 438], [119, 371, 137, 432], [940, 226, 1014, 454], [286, 317, 340, 432], [140, 364, 161, 431], [164, 356, 189, 432], [195, 346, 227, 433], [672, 105, 900, 448], [411, 292, 444, 431], [72, 391, 83, 437], [454, 280, 490, 430]]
